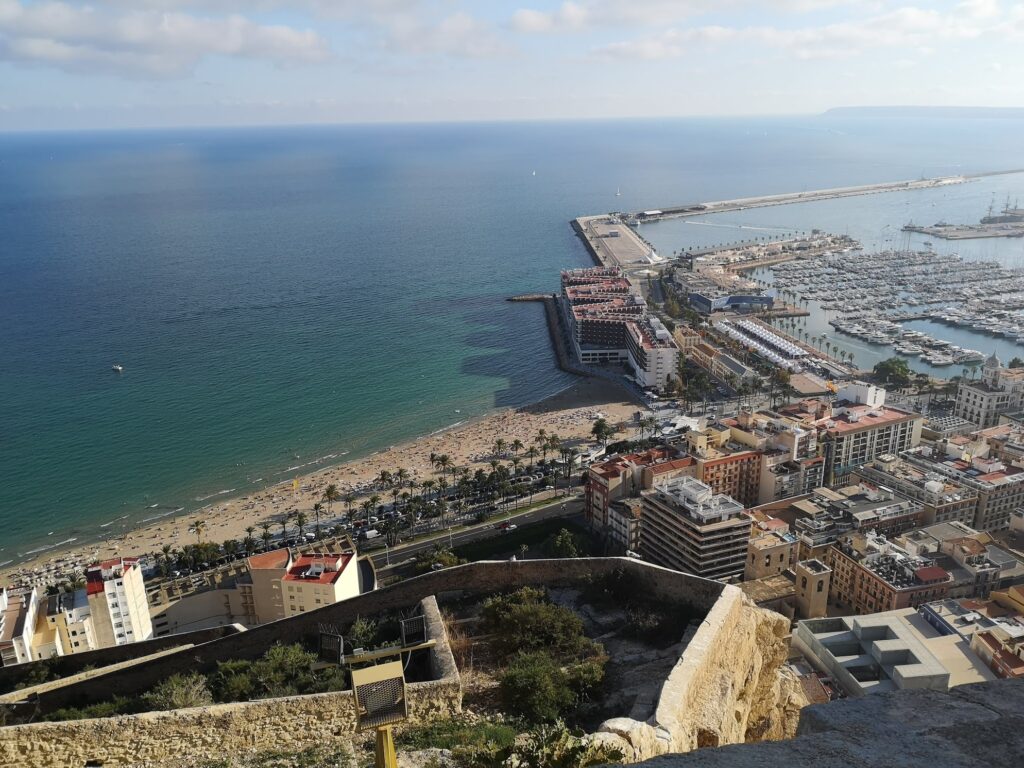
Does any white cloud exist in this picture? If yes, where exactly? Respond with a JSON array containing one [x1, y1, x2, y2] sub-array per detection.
[[511, 2, 589, 33], [511, 0, 857, 32], [594, 4, 999, 60], [0, 0, 329, 76], [384, 11, 512, 58]]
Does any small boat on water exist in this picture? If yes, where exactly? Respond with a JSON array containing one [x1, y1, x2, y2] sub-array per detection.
[[894, 343, 923, 356], [925, 353, 955, 366], [112, 364, 123, 373]]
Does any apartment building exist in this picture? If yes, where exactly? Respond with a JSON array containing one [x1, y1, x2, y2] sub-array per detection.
[[583, 447, 683, 529], [560, 267, 679, 390], [903, 441, 1024, 531], [896, 522, 1024, 600], [852, 454, 979, 526], [830, 532, 953, 615], [607, 498, 643, 554], [281, 554, 358, 617], [151, 543, 364, 636], [778, 383, 923, 486], [791, 485, 924, 563], [43, 589, 97, 656], [954, 353, 1024, 429], [0, 586, 38, 667], [86, 557, 153, 648], [640, 476, 750, 581]]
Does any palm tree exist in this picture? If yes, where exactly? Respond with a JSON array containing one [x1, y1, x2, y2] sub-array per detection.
[[259, 522, 272, 551], [311, 503, 323, 539], [189, 519, 207, 544], [356, 498, 371, 524], [546, 434, 562, 460], [277, 515, 289, 543], [421, 478, 436, 501], [369, 493, 382, 520], [510, 439, 524, 457], [534, 429, 549, 461], [243, 526, 256, 556], [295, 511, 308, 540], [525, 446, 539, 471], [395, 467, 410, 488], [322, 483, 341, 521], [493, 438, 507, 458], [435, 454, 452, 483]]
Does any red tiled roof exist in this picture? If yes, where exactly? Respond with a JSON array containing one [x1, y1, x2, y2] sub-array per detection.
[[282, 554, 352, 585], [247, 548, 291, 571], [647, 457, 697, 475], [915, 565, 950, 583]]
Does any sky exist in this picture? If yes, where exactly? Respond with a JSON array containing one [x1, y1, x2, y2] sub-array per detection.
[[0, 0, 1022, 130]]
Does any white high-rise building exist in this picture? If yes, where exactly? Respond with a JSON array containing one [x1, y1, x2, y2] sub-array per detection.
[[86, 558, 153, 647]]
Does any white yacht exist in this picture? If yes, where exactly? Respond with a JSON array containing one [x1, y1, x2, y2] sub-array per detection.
[[112, 364, 123, 373]]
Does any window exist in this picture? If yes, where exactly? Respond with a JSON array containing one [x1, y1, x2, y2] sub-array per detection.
[[817, 580, 824, 593], [801, 577, 807, 589]]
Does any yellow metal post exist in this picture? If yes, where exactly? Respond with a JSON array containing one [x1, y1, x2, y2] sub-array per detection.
[[375, 725, 398, 768]]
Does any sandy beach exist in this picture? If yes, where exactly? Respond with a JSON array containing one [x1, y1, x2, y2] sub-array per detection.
[[2, 378, 642, 589]]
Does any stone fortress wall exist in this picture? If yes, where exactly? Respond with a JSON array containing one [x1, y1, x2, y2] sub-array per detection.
[[1, 558, 804, 767]]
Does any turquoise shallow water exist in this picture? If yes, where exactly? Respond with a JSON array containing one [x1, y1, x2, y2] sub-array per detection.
[[2, 118, 1024, 561]]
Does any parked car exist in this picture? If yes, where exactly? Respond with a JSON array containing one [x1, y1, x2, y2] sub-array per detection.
[[359, 528, 381, 541], [500, 523, 518, 533]]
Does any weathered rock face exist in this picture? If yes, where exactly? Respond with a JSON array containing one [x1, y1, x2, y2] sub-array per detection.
[[593, 586, 808, 762], [631, 678, 1024, 768]]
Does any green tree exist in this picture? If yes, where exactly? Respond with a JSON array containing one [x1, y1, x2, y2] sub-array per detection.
[[545, 528, 581, 559], [873, 356, 913, 388], [1010, 357, 1024, 369]]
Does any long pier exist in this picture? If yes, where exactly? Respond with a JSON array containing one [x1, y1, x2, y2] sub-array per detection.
[[620, 170, 1024, 223]]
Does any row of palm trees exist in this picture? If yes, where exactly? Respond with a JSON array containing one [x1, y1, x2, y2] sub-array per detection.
[[151, 428, 589, 579]]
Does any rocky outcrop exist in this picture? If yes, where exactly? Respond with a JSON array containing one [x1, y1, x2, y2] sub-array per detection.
[[593, 586, 808, 761], [633, 678, 1024, 768]]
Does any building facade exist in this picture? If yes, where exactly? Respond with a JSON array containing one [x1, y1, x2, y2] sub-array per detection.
[[640, 476, 750, 581], [954, 353, 1024, 429], [85, 558, 154, 648]]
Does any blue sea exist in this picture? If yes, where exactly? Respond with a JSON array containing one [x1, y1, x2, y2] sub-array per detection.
[[3, 117, 1024, 561]]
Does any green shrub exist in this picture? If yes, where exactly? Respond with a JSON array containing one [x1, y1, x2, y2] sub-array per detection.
[[490, 602, 590, 662], [565, 655, 607, 703], [400, 717, 517, 751], [506, 722, 624, 768], [208, 644, 347, 704], [44, 696, 143, 721], [144, 672, 213, 710], [346, 617, 377, 650], [500, 652, 575, 723]]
